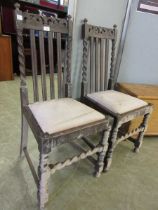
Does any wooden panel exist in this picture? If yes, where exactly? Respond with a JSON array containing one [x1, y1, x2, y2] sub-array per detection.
[[0, 35, 13, 81], [117, 83, 158, 99], [117, 83, 158, 136]]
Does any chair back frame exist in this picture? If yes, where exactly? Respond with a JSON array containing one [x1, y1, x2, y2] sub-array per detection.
[[81, 19, 117, 97], [14, 3, 73, 107]]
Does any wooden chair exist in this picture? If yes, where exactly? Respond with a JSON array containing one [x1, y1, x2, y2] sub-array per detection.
[[14, 5, 112, 209], [81, 19, 153, 173]]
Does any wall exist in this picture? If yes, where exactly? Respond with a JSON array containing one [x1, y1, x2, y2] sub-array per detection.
[[71, 0, 127, 98], [118, 0, 158, 85]]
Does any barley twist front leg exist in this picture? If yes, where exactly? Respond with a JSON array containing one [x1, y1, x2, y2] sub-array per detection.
[[103, 123, 119, 172], [38, 139, 51, 210], [95, 126, 111, 178]]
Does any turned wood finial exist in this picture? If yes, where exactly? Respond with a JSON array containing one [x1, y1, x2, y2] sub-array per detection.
[[15, 3, 20, 10], [67, 15, 72, 20], [84, 18, 88, 24], [113, 24, 117, 29]]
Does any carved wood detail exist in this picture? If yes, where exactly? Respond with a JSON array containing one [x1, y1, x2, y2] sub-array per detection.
[[49, 146, 103, 175], [81, 19, 153, 176], [85, 24, 116, 39], [15, 5, 111, 210]]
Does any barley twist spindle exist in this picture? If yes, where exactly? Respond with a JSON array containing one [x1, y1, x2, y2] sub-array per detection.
[[17, 29, 26, 87], [109, 25, 117, 89]]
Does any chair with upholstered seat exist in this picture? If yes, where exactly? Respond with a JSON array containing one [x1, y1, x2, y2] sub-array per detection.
[[15, 5, 111, 209], [81, 19, 153, 172]]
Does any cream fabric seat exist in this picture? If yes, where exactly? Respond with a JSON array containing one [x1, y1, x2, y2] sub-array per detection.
[[29, 98, 105, 134], [87, 90, 147, 115]]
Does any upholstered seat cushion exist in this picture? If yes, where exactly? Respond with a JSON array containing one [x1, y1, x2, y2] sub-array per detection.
[[29, 98, 105, 134], [87, 90, 148, 115]]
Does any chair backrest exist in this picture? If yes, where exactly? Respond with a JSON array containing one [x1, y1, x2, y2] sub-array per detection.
[[14, 3, 73, 106], [81, 19, 117, 97]]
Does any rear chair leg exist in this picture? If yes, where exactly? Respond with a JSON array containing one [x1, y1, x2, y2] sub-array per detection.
[[134, 113, 151, 153], [95, 127, 111, 178], [103, 124, 119, 172], [20, 114, 28, 157]]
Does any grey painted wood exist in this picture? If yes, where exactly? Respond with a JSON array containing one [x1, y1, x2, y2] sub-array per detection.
[[90, 37, 94, 93], [30, 29, 39, 102], [100, 38, 104, 91], [81, 19, 153, 174], [96, 127, 111, 177], [39, 31, 47, 101], [95, 37, 99, 92], [81, 20, 117, 95], [38, 140, 50, 209], [14, 5, 111, 210], [81, 136, 95, 149], [108, 25, 117, 90], [20, 114, 28, 157], [103, 120, 119, 172], [63, 39, 67, 96], [48, 32, 55, 99], [57, 32, 63, 98], [134, 113, 151, 153], [104, 39, 109, 90], [70, 142, 97, 165], [65, 15, 73, 97], [81, 37, 89, 96], [23, 148, 39, 186]]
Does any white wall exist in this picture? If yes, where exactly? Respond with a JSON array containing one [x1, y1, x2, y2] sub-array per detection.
[[71, 0, 127, 98], [118, 0, 158, 85]]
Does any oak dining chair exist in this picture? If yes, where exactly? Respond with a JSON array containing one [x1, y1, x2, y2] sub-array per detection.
[[14, 5, 111, 209], [81, 19, 153, 173]]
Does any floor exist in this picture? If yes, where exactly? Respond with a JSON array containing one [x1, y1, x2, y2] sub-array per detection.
[[0, 77, 158, 210]]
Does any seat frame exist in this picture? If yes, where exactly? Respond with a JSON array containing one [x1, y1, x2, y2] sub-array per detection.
[[81, 19, 153, 172], [15, 5, 111, 209]]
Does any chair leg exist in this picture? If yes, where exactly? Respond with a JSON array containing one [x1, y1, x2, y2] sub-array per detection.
[[38, 141, 51, 210], [20, 114, 29, 157], [134, 113, 151, 153], [95, 127, 110, 178], [103, 124, 119, 172]]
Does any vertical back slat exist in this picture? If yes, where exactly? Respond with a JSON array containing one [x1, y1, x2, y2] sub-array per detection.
[[104, 39, 109, 90], [63, 39, 67, 96], [30, 29, 39, 102], [95, 37, 99, 92], [48, 31, 55, 99], [39, 31, 47, 101], [90, 37, 94, 93], [100, 39, 104, 91], [57, 33, 62, 98]]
